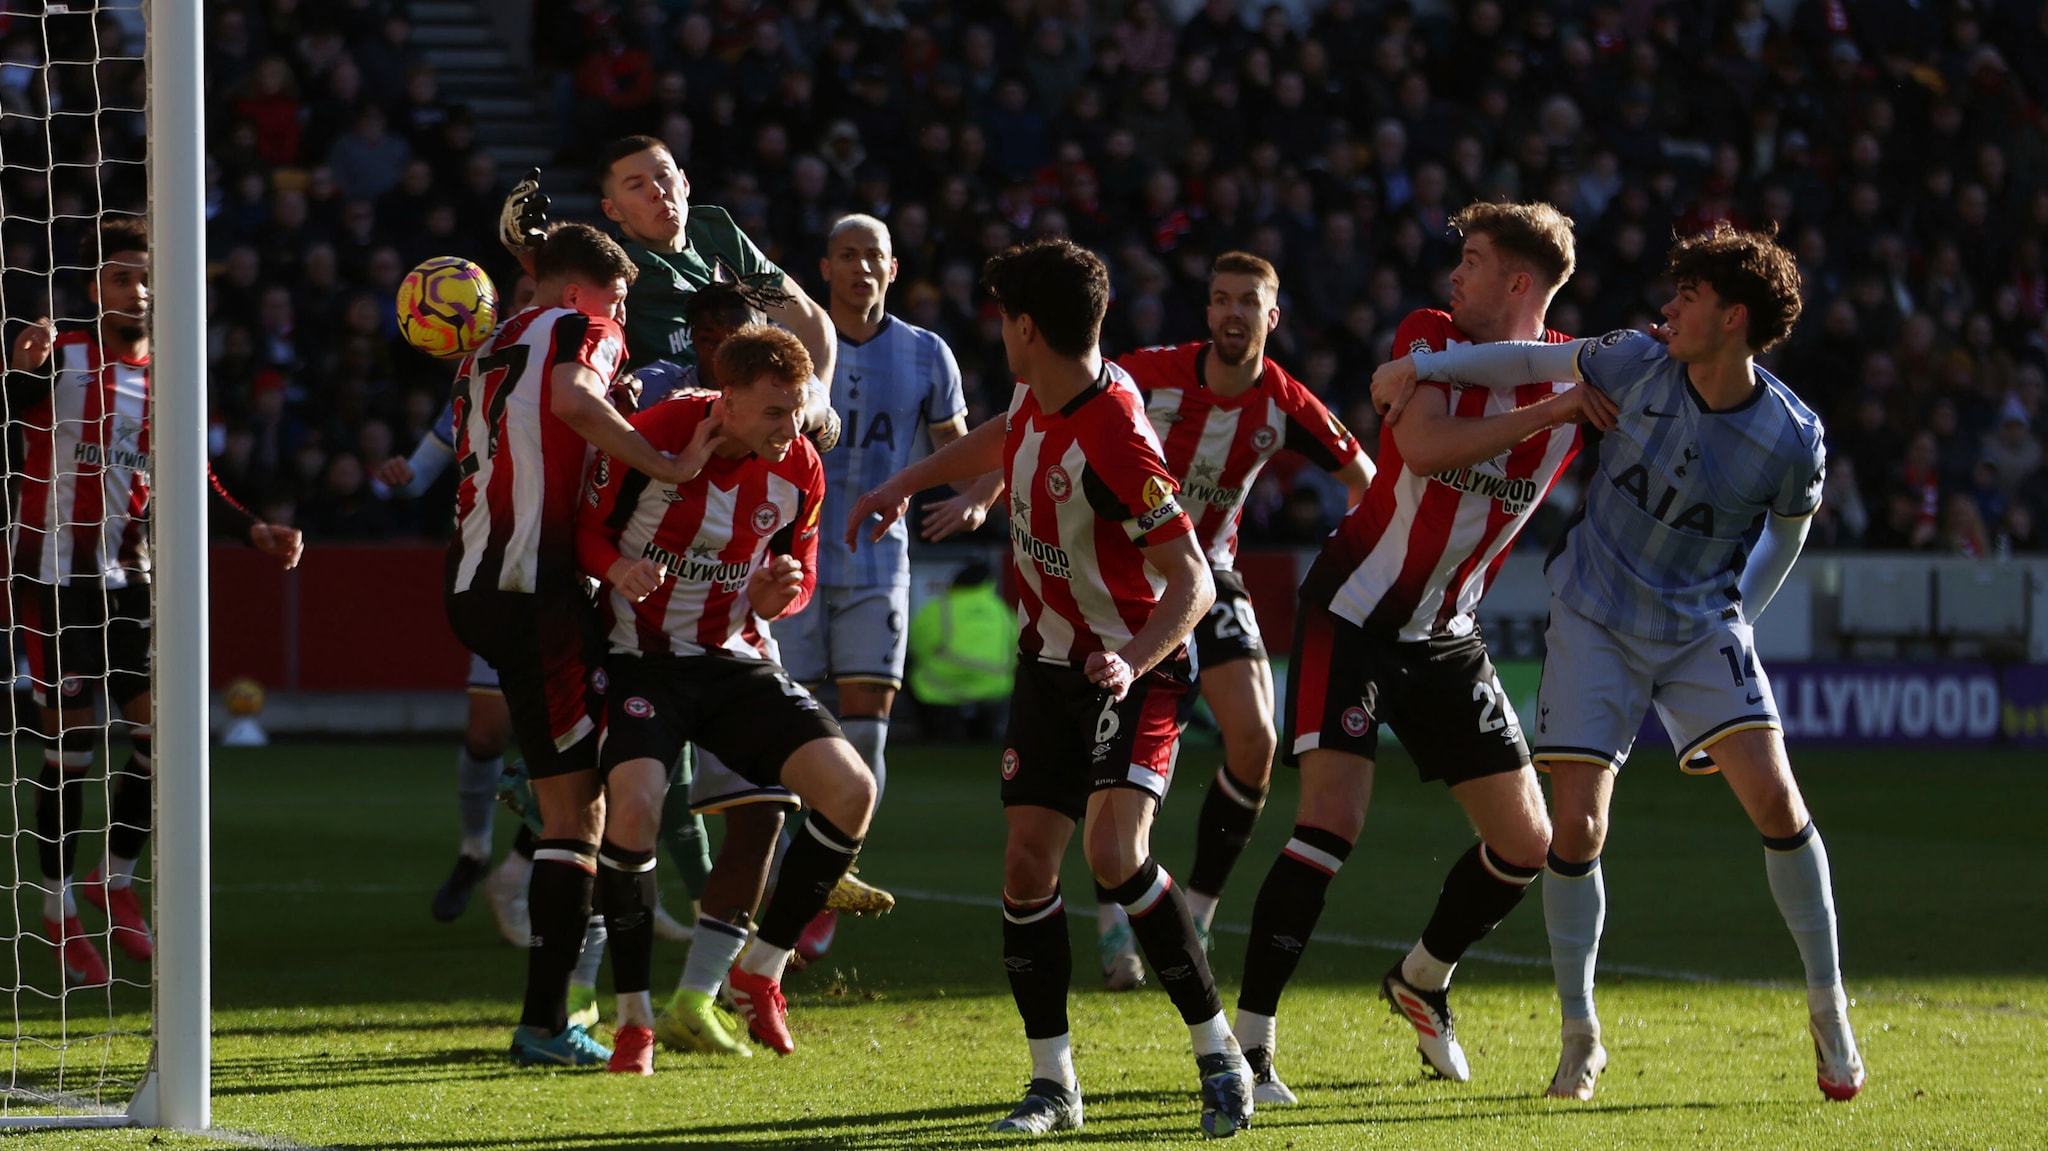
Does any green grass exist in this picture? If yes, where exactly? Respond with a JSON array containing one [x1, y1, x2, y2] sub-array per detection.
[[1, 742, 2043, 1149]]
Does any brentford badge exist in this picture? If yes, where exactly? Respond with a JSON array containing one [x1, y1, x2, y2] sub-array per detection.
[[1251, 426, 1277, 452], [1001, 748, 1020, 779], [625, 696, 654, 719], [1341, 706, 1370, 737], [591, 668, 609, 694], [1045, 465, 1072, 502], [752, 502, 781, 533]]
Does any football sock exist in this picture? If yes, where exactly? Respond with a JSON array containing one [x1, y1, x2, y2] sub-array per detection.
[[1411, 842, 1541, 988], [1544, 851, 1605, 1023], [1028, 1033, 1077, 1091], [105, 752, 152, 864], [455, 745, 502, 859], [754, 811, 861, 962], [521, 839, 596, 1034], [37, 758, 87, 918], [1100, 858, 1223, 1026], [596, 840, 657, 996], [1186, 890, 1220, 932], [1238, 825, 1352, 1016], [1188, 765, 1266, 914], [570, 914, 607, 990], [839, 716, 889, 807], [1097, 900, 1129, 938], [680, 915, 750, 996], [1233, 1008, 1277, 1056], [1762, 822, 1843, 990], [106, 852, 138, 891], [1003, 887, 1072, 1041], [1188, 1011, 1235, 1057], [660, 753, 713, 900]]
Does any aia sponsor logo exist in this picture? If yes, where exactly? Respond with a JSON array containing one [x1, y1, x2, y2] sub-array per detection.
[[1001, 748, 1020, 779], [1045, 464, 1072, 503]]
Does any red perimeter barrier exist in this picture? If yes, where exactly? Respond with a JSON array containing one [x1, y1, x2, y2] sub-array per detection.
[[209, 545, 1309, 692]]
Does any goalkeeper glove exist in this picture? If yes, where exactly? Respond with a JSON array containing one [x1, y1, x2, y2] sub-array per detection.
[[499, 167, 551, 259]]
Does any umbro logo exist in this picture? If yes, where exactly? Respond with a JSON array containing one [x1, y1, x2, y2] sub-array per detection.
[[1158, 964, 1194, 980], [1272, 935, 1304, 953], [1004, 956, 1033, 971]]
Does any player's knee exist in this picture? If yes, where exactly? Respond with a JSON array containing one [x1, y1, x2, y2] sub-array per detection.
[[1486, 826, 1549, 873], [50, 727, 97, 772], [792, 739, 875, 836], [1080, 826, 1146, 889], [1001, 840, 1061, 901], [1223, 721, 1278, 784], [1550, 810, 1606, 862]]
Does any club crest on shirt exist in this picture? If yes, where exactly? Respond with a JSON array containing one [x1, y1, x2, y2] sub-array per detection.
[[1250, 426, 1278, 452], [1045, 464, 1072, 502], [752, 502, 781, 533], [1341, 705, 1370, 737], [624, 696, 654, 719], [1001, 748, 1020, 779]]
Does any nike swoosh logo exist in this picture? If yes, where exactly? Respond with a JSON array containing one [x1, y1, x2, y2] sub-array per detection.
[[1745, 692, 1763, 704], [1644, 406, 1684, 419]]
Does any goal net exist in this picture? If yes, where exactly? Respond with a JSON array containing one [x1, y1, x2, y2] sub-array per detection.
[[0, 0, 205, 1129]]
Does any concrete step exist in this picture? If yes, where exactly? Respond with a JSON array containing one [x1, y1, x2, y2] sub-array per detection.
[[411, 0, 483, 22], [464, 96, 534, 118], [412, 24, 493, 48], [424, 46, 511, 71]]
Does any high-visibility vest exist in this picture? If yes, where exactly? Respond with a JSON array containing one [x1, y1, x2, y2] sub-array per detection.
[[908, 585, 1016, 706]]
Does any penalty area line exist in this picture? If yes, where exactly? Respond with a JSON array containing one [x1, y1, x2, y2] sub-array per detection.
[[890, 886, 1784, 990]]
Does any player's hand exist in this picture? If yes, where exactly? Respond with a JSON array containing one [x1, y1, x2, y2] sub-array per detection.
[[498, 168, 550, 258], [748, 554, 806, 618], [1647, 324, 1672, 344], [805, 396, 842, 452], [1085, 650, 1135, 703], [659, 400, 730, 486], [845, 479, 910, 552], [607, 556, 667, 602], [249, 523, 304, 570], [374, 456, 416, 487], [1563, 383, 1619, 431], [919, 489, 992, 541], [11, 317, 53, 371], [1371, 355, 1422, 425]]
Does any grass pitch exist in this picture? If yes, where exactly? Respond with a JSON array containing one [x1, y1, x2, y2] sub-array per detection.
[[4, 741, 2043, 1149]]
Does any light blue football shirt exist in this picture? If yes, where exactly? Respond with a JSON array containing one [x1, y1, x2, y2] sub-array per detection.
[[818, 316, 967, 588], [1548, 329, 1826, 642]]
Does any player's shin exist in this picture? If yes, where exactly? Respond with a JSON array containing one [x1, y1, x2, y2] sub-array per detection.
[[661, 749, 714, 900], [1762, 822, 1846, 998], [104, 735, 153, 885], [36, 755, 88, 920], [745, 811, 861, 981], [1543, 851, 1605, 1025], [1187, 766, 1267, 929], [1410, 843, 1541, 989], [522, 839, 599, 1034], [1002, 887, 1075, 1082], [597, 841, 658, 1027], [1238, 826, 1352, 1022], [839, 716, 889, 806], [1099, 859, 1230, 1045], [456, 744, 503, 859]]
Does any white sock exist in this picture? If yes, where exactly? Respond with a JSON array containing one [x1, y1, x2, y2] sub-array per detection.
[[459, 835, 490, 861], [1186, 890, 1220, 932], [1028, 1033, 1077, 1089], [570, 916, 607, 987], [1098, 901, 1130, 940], [1808, 983, 1849, 1018], [107, 855, 138, 892], [616, 990, 655, 1029], [491, 852, 532, 890], [1563, 1014, 1601, 1039], [43, 880, 73, 922], [679, 916, 751, 996], [1401, 940, 1456, 992], [738, 940, 793, 982], [1233, 1009, 1277, 1055], [1189, 1011, 1235, 1057]]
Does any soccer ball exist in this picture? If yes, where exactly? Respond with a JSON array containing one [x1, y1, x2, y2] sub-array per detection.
[[396, 256, 498, 359], [223, 677, 266, 718]]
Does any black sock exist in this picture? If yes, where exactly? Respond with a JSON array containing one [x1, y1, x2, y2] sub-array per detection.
[[1238, 825, 1352, 1016], [106, 752, 152, 862], [596, 840, 657, 996], [521, 840, 596, 1033], [1188, 766, 1266, 898], [1419, 843, 1542, 966], [36, 762, 85, 888], [757, 811, 859, 950], [1002, 887, 1072, 1039], [1100, 859, 1223, 1025], [512, 824, 537, 860]]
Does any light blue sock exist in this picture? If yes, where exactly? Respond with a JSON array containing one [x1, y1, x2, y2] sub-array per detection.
[[840, 716, 888, 807], [1763, 823, 1842, 989], [455, 747, 501, 856], [570, 915, 607, 988], [1544, 854, 1605, 1023]]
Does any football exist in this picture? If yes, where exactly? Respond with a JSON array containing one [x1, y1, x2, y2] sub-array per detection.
[[395, 256, 497, 359], [223, 676, 266, 718]]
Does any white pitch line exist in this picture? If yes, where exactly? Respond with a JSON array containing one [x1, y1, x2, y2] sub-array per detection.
[[890, 886, 1785, 990]]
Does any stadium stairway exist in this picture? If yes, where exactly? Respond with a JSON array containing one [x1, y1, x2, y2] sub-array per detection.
[[408, 1, 599, 221]]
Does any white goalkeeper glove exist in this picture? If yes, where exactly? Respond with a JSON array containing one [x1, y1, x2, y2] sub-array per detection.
[[499, 167, 551, 259]]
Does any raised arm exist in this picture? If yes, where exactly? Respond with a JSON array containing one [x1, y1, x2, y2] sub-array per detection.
[[1373, 338, 1593, 424], [845, 416, 1007, 549]]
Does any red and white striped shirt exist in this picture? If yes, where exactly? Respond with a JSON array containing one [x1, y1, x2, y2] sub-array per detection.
[[1119, 342, 1360, 570], [448, 307, 627, 595], [12, 332, 151, 587], [1004, 364, 1194, 664], [578, 394, 824, 659], [1300, 310, 1580, 641]]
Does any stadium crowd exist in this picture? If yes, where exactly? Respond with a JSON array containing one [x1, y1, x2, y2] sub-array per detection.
[[5, 0, 2044, 552]]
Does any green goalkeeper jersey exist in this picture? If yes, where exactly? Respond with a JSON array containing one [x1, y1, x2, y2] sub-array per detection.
[[619, 204, 783, 369]]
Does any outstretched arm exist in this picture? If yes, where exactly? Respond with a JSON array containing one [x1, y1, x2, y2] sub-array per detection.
[[1739, 512, 1811, 619], [1373, 339, 1593, 424], [1392, 382, 1615, 475], [845, 417, 1006, 549]]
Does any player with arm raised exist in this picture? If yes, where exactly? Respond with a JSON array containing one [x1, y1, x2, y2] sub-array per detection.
[[846, 240, 1255, 1138], [1094, 251, 1372, 989], [1373, 222, 1860, 1103], [1235, 203, 1618, 1102], [776, 213, 972, 948], [7, 217, 299, 986], [443, 222, 704, 1068], [579, 325, 877, 1072]]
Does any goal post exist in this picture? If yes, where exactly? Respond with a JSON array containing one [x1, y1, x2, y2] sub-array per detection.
[[143, 0, 210, 1130]]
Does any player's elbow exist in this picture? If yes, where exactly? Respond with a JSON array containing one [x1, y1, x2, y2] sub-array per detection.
[[1182, 558, 1216, 619]]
